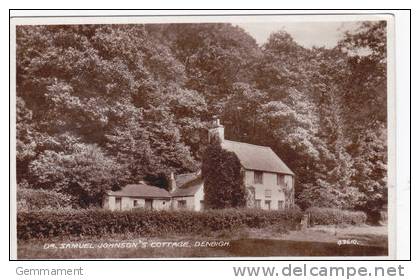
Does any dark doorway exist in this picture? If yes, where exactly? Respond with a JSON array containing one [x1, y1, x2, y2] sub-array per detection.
[[115, 197, 122, 210], [145, 199, 153, 210]]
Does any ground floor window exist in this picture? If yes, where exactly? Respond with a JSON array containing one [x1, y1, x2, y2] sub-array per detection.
[[200, 200, 204, 211], [255, 199, 261, 209], [177, 200, 187, 209], [133, 199, 139, 207], [278, 200, 284, 209], [265, 200, 271, 210]]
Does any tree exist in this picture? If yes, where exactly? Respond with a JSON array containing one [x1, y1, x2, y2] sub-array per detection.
[[337, 21, 388, 222], [348, 127, 387, 223], [202, 140, 246, 209], [16, 24, 199, 204], [155, 23, 261, 114], [16, 97, 37, 184], [29, 142, 125, 206]]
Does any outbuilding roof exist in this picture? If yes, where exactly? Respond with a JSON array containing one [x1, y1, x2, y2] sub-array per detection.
[[221, 140, 294, 175], [171, 175, 203, 197], [174, 173, 198, 188], [106, 184, 171, 199]]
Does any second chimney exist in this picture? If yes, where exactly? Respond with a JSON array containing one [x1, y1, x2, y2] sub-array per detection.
[[169, 172, 177, 192]]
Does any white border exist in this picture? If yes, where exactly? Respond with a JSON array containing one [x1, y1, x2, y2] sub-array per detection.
[[9, 11, 404, 260]]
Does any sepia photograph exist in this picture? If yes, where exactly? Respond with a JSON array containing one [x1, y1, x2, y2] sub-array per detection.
[[10, 14, 394, 259]]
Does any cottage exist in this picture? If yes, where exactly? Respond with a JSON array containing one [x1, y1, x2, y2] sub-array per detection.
[[103, 182, 171, 211], [208, 119, 295, 210], [102, 175, 204, 211], [169, 119, 295, 211], [102, 119, 295, 212]]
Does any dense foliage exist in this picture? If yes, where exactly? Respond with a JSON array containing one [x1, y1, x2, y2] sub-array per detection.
[[16, 22, 387, 219], [306, 207, 367, 226], [202, 140, 246, 209], [17, 186, 74, 211], [17, 208, 303, 240]]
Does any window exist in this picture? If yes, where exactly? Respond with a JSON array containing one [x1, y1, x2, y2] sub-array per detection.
[[264, 189, 272, 198], [102, 197, 109, 208], [265, 200, 271, 210], [115, 197, 122, 210], [177, 200, 187, 209], [277, 174, 285, 186], [254, 171, 263, 184], [278, 200, 284, 209], [133, 200, 139, 207], [255, 199, 261, 209], [200, 200, 205, 211]]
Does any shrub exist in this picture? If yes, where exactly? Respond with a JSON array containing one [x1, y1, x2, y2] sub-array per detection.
[[305, 207, 367, 226], [17, 187, 75, 211], [17, 208, 303, 240], [380, 210, 388, 223], [202, 140, 247, 209]]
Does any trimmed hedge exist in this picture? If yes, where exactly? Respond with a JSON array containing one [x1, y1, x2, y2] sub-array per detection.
[[306, 207, 367, 226], [17, 208, 303, 240]]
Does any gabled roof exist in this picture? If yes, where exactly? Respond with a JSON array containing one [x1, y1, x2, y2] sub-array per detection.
[[221, 140, 294, 175], [106, 184, 171, 199], [175, 173, 198, 188], [172, 174, 203, 197]]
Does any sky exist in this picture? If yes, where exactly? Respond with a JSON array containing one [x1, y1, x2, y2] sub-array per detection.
[[235, 21, 361, 48]]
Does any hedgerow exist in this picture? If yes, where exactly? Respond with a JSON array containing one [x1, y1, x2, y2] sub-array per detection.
[[17, 208, 303, 240], [305, 207, 367, 226]]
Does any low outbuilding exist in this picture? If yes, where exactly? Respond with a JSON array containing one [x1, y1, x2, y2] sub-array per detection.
[[103, 182, 171, 211]]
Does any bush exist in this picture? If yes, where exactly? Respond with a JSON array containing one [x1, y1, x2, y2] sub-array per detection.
[[379, 210, 388, 223], [202, 141, 247, 209], [17, 187, 75, 211], [17, 208, 303, 240], [305, 207, 367, 226]]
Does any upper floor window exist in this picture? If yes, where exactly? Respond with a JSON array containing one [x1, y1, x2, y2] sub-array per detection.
[[264, 189, 272, 198], [277, 174, 285, 186], [254, 171, 263, 184]]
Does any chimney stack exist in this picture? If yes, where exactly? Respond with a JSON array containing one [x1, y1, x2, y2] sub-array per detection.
[[169, 172, 177, 192], [208, 117, 224, 143]]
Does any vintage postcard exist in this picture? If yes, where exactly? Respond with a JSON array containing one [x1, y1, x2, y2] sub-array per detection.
[[10, 12, 396, 259]]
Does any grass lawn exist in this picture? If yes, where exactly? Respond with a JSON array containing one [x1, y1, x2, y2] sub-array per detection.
[[17, 225, 388, 259]]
